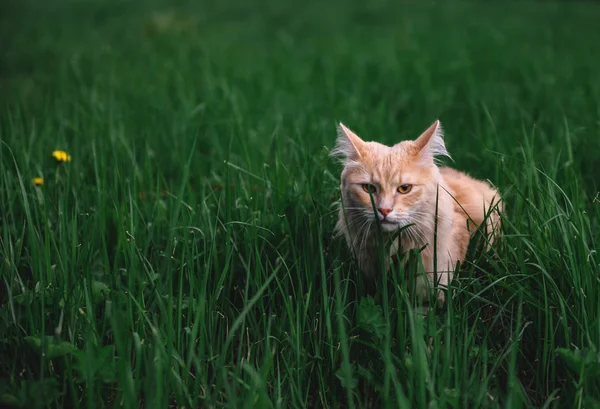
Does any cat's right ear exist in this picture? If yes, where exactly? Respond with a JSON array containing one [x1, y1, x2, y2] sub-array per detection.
[[330, 123, 366, 161]]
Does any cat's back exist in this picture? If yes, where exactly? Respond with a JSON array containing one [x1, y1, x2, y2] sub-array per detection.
[[439, 166, 502, 228]]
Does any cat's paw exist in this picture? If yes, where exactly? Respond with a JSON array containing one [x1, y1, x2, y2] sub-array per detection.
[[436, 289, 446, 306]]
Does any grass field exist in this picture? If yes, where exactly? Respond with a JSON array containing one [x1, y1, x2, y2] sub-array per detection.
[[1, 0, 600, 407]]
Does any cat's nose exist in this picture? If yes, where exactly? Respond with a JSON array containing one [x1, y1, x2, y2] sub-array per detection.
[[378, 208, 392, 217]]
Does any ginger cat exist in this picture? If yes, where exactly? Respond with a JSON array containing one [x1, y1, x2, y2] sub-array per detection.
[[332, 120, 502, 306]]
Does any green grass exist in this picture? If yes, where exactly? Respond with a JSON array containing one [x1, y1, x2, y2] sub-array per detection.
[[1, 0, 599, 407]]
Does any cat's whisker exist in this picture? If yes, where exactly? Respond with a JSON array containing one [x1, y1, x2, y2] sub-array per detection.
[[409, 214, 435, 231], [409, 224, 433, 245], [412, 228, 429, 247], [339, 208, 372, 214], [351, 218, 372, 251], [356, 222, 373, 256], [349, 218, 368, 244], [409, 229, 423, 249], [359, 222, 371, 252], [399, 226, 413, 246], [346, 212, 372, 222], [347, 215, 372, 232], [409, 211, 451, 223], [398, 219, 429, 248], [404, 225, 422, 247]]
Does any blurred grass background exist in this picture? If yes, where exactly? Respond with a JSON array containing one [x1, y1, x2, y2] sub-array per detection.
[[1, 0, 599, 408]]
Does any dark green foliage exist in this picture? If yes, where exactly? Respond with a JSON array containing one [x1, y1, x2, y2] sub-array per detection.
[[1, 0, 599, 408]]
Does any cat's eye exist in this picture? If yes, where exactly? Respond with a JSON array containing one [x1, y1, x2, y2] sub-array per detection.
[[361, 184, 377, 194], [397, 184, 412, 194]]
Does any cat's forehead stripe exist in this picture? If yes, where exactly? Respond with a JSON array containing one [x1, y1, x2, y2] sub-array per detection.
[[372, 161, 403, 184]]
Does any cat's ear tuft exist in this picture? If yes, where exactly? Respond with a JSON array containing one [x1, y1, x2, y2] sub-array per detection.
[[414, 120, 451, 163], [330, 122, 366, 161]]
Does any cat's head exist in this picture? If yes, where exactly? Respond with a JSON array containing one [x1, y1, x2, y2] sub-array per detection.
[[331, 120, 451, 233]]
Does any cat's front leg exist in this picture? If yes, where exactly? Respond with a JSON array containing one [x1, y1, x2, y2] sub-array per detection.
[[354, 245, 380, 278], [416, 249, 451, 307], [354, 242, 396, 278], [426, 270, 451, 306], [415, 274, 446, 307]]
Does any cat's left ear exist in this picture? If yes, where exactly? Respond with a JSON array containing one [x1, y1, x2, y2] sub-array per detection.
[[414, 120, 451, 163], [330, 122, 367, 161]]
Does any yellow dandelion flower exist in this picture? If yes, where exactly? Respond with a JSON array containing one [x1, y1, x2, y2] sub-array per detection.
[[33, 177, 44, 186], [52, 150, 71, 162]]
